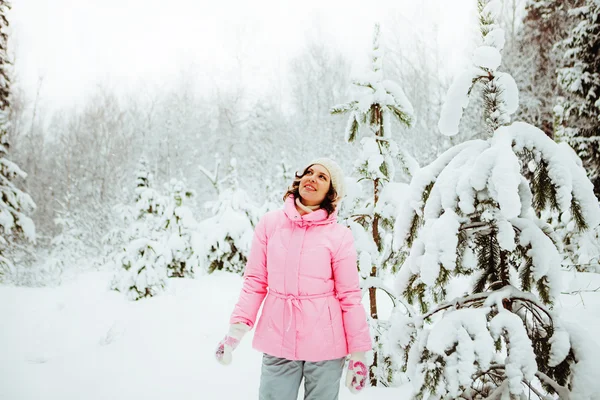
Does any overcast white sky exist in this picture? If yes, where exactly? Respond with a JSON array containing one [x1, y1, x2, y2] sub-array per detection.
[[8, 0, 479, 111]]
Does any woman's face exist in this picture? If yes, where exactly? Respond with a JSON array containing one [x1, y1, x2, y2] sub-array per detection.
[[298, 164, 331, 206]]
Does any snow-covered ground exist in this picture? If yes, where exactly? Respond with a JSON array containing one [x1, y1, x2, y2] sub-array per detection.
[[0, 270, 414, 400], [1, 269, 598, 399]]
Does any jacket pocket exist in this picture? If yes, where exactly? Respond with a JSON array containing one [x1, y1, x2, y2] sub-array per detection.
[[326, 300, 339, 351], [327, 300, 333, 324], [328, 298, 347, 353]]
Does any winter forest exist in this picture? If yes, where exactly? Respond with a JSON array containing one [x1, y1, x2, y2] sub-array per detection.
[[2, 0, 600, 399]]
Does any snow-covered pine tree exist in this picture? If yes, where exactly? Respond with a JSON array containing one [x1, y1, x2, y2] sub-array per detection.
[[393, 1, 600, 398], [502, 0, 600, 273], [160, 178, 200, 278], [557, 0, 600, 198], [0, 0, 36, 281], [331, 23, 416, 386], [199, 158, 259, 275], [111, 158, 169, 300]]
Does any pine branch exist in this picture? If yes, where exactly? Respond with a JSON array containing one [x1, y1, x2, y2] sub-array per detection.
[[473, 231, 500, 294], [535, 370, 571, 400], [521, 379, 547, 399], [533, 322, 574, 392], [406, 213, 420, 248], [519, 254, 533, 292], [421, 291, 491, 320], [483, 77, 506, 134], [403, 273, 428, 314], [561, 286, 600, 295], [422, 286, 554, 324], [421, 181, 434, 210], [433, 266, 450, 303], [536, 275, 552, 305], [570, 196, 588, 231], [379, 160, 389, 180], [369, 105, 378, 126], [460, 221, 494, 235], [351, 80, 375, 90], [362, 276, 417, 316], [347, 114, 359, 143], [387, 105, 413, 127], [484, 380, 510, 399], [359, 111, 367, 126], [330, 101, 357, 115], [477, 362, 572, 399], [405, 182, 435, 248], [478, 0, 496, 38], [532, 160, 559, 212], [418, 349, 446, 399]]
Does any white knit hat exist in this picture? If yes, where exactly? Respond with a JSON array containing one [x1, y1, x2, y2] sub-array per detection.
[[305, 158, 346, 201]]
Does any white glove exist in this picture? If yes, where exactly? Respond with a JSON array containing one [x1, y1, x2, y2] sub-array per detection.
[[215, 323, 250, 365], [345, 352, 368, 394]]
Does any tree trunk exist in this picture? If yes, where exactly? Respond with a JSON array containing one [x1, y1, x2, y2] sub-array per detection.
[[369, 104, 383, 387]]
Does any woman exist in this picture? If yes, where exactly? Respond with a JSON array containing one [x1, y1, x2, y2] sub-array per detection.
[[215, 158, 372, 399]]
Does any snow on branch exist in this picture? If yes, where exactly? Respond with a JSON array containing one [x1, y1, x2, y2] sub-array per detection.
[[508, 122, 600, 229], [438, 67, 486, 136], [489, 312, 537, 394]]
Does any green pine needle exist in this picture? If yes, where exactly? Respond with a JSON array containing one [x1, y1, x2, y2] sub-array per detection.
[[533, 160, 559, 212], [406, 213, 421, 248], [519, 255, 533, 292], [369, 105, 378, 126], [330, 101, 357, 115], [536, 276, 552, 305], [570, 196, 588, 232], [473, 231, 500, 294], [387, 105, 413, 128], [351, 80, 375, 90], [380, 161, 389, 179], [348, 117, 359, 143]]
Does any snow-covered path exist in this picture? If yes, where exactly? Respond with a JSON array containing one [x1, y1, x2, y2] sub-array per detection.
[[0, 271, 412, 400]]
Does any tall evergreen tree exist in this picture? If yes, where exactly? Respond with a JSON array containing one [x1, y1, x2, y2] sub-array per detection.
[[557, 0, 600, 198], [394, 1, 600, 398], [503, 0, 582, 137], [331, 23, 416, 386], [0, 0, 36, 281]]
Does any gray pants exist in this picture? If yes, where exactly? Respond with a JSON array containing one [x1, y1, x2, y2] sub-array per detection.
[[258, 353, 345, 400]]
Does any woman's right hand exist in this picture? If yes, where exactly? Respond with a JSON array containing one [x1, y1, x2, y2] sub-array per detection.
[[215, 323, 250, 365]]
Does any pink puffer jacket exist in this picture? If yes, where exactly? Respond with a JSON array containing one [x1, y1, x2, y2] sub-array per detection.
[[229, 196, 372, 362]]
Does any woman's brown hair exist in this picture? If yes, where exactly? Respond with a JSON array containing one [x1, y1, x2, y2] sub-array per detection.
[[283, 164, 338, 216]]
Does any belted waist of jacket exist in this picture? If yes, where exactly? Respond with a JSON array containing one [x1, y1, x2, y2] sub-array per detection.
[[268, 289, 337, 331]]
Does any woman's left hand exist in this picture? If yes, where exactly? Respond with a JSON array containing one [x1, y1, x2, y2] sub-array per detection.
[[345, 352, 368, 394]]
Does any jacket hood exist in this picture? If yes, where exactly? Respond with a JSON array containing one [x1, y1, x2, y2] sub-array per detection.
[[283, 195, 338, 227]]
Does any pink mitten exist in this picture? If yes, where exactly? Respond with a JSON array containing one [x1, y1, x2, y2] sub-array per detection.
[[215, 323, 250, 365], [345, 352, 368, 394]]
